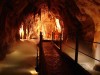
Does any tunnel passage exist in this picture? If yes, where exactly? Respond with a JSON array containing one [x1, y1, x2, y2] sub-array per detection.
[[0, 0, 95, 63], [19, 4, 64, 40]]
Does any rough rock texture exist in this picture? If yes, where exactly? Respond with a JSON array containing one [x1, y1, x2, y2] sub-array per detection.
[[76, 0, 100, 70], [76, 0, 100, 46], [0, 0, 96, 60]]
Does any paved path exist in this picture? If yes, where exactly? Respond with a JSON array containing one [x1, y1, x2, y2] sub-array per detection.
[[42, 42, 91, 75], [0, 39, 99, 75], [0, 40, 38, 75]]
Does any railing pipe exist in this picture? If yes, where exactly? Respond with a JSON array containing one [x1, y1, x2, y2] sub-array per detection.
[[75, 31, 79, 63], [60, 33, 62, 51], [52, 32, 54, 41], [38, 32, 42, 75]]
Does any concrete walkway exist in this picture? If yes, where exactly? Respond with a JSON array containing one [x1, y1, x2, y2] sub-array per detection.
[[0, 40, 38, 75], [42, 41, 91, 75], [0, 39, 99, 75]]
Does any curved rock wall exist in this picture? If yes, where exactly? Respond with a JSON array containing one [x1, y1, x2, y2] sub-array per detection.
[[0, 0, 95, 60]]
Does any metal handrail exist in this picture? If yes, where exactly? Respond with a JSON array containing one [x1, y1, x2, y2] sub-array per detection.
[[88, 41, 100, 44], [51, 41, 60, 50], [64, 44, 100, 62], [37, 32, 47, 75]]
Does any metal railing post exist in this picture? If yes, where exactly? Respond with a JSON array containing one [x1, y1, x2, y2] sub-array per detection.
[[60, 33, 62, 51], [39, 32, 43, 64], [75, 31, 79, 63], [38, 32, 48, 75], [35, 32, 43, 73], [40, 32, 42, 49], [35, 48, 39, 72], [52, 32, 54, 41]]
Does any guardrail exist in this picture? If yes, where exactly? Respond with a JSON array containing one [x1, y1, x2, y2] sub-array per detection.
[[35, 32, 47, 75], [52, 33, 100, 63], [36, 31, 100, 74], [51, 33, 62, 51], [64, 44, 100, 62]]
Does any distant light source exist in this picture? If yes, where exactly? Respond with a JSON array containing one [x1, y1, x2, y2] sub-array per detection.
[[19, 25, 24, 39], [29, 69, 38, 75], [19, 4, 64, 40]]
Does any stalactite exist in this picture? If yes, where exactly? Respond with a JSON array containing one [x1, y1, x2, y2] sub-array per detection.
[[38, 8, 41, 20], [47, 0, 51, 10], [33, 6, 37, 18]]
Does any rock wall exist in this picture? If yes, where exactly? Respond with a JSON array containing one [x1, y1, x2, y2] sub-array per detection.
[[0, 0, 95, 60]]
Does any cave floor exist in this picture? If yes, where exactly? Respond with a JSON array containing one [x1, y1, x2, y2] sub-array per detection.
[[0, 39, 99, 75], [0, 40, 38, 75]]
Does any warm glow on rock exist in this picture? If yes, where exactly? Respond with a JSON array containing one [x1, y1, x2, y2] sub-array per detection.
[[95, 43, 100, 64], [20, 4, 63, 40], [29, 70, 38, 75], [19, 25, 24, 39], [55, 18, 61, 33]]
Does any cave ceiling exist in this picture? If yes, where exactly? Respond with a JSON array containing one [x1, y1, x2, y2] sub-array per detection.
[[0, 0, 100, 42], [76, 0, 100, 31], [0, 0, 99, 26]]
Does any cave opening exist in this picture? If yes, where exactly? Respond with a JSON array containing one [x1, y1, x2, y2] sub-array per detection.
[[19, 4, 64, 40]]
